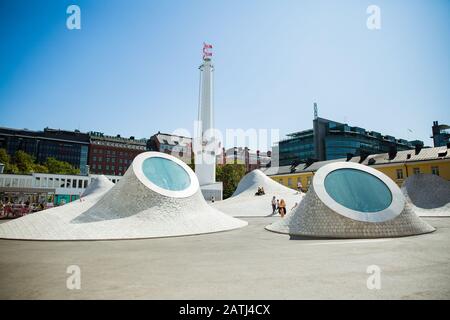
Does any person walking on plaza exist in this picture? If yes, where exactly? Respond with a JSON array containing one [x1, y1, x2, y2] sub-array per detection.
[[279, 199, 286, 218], [271, 196, 277, 214]]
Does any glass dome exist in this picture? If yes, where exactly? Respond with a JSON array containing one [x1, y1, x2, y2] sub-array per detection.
[[142, 157, 191, 191], [324, 168, 392, 213]]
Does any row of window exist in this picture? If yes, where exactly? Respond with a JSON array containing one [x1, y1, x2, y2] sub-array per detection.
[[92, 141, 146, 150], [279, 176, 312, 188], [91, 164, 127, 171], [395, 166, 440, 180], [91, 157, 132, 165], [0, 176, 121, 189], [92, 149, 136, 156]]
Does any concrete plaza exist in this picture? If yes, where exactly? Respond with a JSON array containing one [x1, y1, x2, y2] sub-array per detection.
[[0, 217, 449, 299]]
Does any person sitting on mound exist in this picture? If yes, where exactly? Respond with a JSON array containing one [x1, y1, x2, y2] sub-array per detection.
[[255, 186, 265, 196]]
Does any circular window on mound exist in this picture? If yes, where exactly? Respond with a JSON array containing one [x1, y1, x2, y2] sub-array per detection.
[[142, 157, 191, 191], [324, 168, 392, 212], [313, 162, 405, 223]]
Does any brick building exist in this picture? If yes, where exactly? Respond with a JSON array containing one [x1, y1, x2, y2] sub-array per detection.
[[88, 132, 147, 176]]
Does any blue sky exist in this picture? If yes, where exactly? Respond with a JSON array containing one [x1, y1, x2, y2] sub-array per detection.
[[0, 0, 449, 150]]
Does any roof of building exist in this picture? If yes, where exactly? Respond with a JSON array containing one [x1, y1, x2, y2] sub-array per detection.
[[0, 126, 90, 144], [152, 132, 192, 147], [263, 146, 450, 176], [89, 131, 147, 146]]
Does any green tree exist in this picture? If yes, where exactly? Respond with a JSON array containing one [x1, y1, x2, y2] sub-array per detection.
[[216, 164, 246, 199], [33, 164, 49, 173], [13, 150, 36, 174], [0, 148, 19, 173], [44, 157, 79, 175]]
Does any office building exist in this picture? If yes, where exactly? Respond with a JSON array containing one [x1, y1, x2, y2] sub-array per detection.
[[278, 117, 424, 166]]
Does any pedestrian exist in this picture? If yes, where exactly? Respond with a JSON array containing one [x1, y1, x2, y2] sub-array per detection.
[[279, 199, 286, 218], [271, 196, 277, 214], [297, 180, 303, 193]]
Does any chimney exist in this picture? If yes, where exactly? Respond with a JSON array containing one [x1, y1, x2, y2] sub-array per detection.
[[359, 151, 369, 164], [388, 145, 397, 160], [415, 144, 422, 155]]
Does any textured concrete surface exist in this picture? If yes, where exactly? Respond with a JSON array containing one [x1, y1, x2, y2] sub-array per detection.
[[402, 174, 450, 217], [266, 184, 435, 238], [213, 169, 303, 217], [0, 154, 247, 240], [0, 217, 449, 300]]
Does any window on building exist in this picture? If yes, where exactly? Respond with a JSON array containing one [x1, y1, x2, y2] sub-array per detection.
[[106, 158, 110, 163], [307, 176, 312, 186], [288, 178, 292, 187], [396, 169, 404, 180], [98, 165, 102, 170], [413, 168, 420, 175], [106, 165, 109, 170], [72, 179, 77, 188], [431, 166, 440, 176], [84, 180, 88, 188]]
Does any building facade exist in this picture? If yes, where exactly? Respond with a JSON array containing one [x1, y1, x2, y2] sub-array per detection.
[[88, 132, 147, 176], [278, 117, 424, 166], [0, 172, 122, 205], [432, 121, 450, 147], [0, 127, 90, 174], [264, 145, 450, 191], [217, 147, 271, 172], [147, 132, 192, 164]]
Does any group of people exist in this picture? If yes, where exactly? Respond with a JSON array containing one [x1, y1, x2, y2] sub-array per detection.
[[0, 200, 46, 219], [255, 186, 266, 196], [271, 197, 299, 218], [271, 196, 287, 217]]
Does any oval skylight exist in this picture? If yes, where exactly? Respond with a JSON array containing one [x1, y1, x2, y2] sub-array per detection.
[[142, 157, 191, 191], [324, 168, 392, 212]]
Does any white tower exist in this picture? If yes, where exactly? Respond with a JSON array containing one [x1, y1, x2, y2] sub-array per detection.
[[195, 43, 223, 200]]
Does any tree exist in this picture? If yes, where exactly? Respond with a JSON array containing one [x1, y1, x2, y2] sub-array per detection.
[[0, 148, 19, 173], [14, 151, 36, 174], [44, 157, 79, 175], [216, 164, 246, 199], [33, 164, 49, 173]]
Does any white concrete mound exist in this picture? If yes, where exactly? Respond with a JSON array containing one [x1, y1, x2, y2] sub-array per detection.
[[266, 162, 435, 238], [213, 169, 303, 217], [0, 152, 247, 240], [402, 174, 450, 217], [81, 175, 114, 197]]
